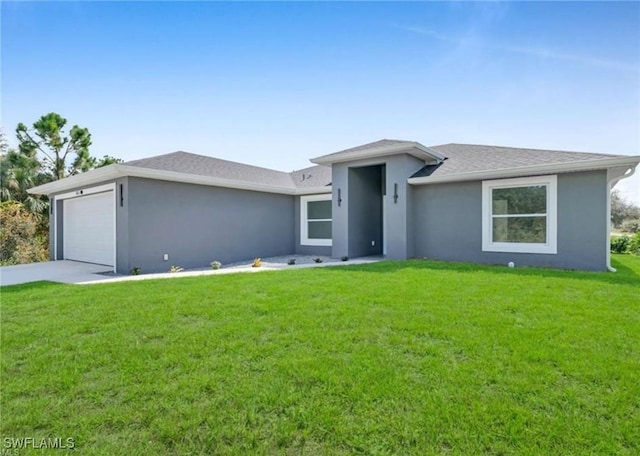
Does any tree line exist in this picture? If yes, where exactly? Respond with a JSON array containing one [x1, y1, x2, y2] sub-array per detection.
[[1, 112, 122, 265], [611, 189, 640, 233]]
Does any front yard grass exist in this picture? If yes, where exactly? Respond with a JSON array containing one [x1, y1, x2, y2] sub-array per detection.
[[1, 255, 639, 454]]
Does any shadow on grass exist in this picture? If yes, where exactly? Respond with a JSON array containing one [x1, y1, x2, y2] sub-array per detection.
[[0, 281, 65, 293], [329, 257, 640, 287]]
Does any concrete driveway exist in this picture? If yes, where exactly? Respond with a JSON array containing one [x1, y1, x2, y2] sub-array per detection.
[[0, 261, 113, 286], [0, 256, 383, 287]]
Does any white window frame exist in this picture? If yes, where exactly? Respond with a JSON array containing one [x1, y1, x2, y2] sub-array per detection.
[[482, 175, 557, 255], [301, 194, 332, 246]]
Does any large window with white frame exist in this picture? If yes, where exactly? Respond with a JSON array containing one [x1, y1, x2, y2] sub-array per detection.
[[482, 175, 557, 254], [301, 194, 332, 246]]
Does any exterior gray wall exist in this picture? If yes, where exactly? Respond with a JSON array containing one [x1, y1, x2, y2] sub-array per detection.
[[124, 178, 295, 273], [48, 199, 64, 260], [412, 171, 608, 271], [294, 195, 332, 256], [331, 154, 425, 260], [115, 177, 129, 273], [384, 154, 425, 259], [348, 166, 383, 258], [55, 200, 64, 260], [331, 164, 349, 258], [48, 200, 54, 260]]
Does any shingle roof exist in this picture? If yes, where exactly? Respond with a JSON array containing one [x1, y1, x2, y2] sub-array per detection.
[[125, 151, 331, 189], [310, 138, 445, 164], [290, 165, 332, 188], [125, 143, 624, 187], [125, 151, 293, 187], [411, 143, 624, 178], [331, 139, 412, 155], [29, 140, 636, 196]]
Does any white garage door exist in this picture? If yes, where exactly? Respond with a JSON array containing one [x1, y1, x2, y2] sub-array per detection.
[[63, 191, 115, 266]]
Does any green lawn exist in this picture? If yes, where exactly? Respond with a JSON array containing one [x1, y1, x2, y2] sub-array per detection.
[[1, 255, 639, 455]]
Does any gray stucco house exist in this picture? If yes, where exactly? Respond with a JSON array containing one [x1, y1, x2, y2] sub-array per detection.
[[29, 139, 639, 273]]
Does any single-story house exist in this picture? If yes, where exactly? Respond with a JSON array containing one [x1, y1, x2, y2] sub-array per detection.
[[29, 139, 639, 273]]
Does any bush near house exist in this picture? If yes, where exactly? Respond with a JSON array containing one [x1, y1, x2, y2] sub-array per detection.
[[630, 232, 640, 255], [611, 233, 640, 255], [0, 201, 48, 265], [611, 235, 631, 254]]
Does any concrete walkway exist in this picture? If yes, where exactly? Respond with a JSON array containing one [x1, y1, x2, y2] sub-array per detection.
[[0, 261, 113, 287], [0, 256, 382, 287]]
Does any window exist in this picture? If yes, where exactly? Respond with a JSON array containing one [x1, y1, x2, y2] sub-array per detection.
[[482, 175, 557, 254], [301, 194, 332, 246]]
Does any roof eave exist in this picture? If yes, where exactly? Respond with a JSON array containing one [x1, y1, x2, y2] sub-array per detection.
[[310, 142, 445, 166], [294, 186, 332, 195], [29, 164, 304, 196], [408, 156, 640, 186], [120, 166, 299, 194], [28, 164, 124, 195]]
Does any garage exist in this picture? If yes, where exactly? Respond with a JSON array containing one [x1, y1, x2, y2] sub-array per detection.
[[63, 190, 115, 266]]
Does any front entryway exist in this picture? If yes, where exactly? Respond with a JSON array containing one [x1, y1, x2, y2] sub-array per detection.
[[347, 164, 385, 257]]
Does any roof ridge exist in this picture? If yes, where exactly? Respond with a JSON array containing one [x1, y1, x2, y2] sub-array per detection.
[[124, 150, 188, 163], [379, 138, 411, 142], [431, 143, 621, 157], [126, 150, 294, 176], [289, 164, 325, 173], [332, 138, 412, 153]]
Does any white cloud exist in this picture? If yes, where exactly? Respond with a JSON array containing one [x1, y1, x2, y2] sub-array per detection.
[[401, 26, 640, 73], [501, 44, 640, 73]]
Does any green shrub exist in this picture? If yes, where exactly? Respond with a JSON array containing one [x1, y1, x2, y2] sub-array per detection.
[[0, 201, 49, 265], [629, 233, 640, 255], [130, 267, 141, 275], [610, 235, 631, 254], [287, 258, 296, 265], [210, 261, 222, 270]]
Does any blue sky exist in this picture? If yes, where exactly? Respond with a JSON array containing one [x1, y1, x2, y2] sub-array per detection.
[[2, 1, 639, 202]]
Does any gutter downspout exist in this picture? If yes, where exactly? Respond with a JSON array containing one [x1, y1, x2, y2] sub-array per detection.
[[606, 166, 637, 272]]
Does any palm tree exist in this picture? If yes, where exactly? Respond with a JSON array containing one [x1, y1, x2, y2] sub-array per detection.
[[0, 149, 50, 213]]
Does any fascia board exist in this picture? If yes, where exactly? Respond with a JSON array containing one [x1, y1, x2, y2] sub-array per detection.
[[28, 165, 123, 195], [415, 143, 446, 161], [29, 164, 336, 197], [120, 166, 298, 195], [294, 186, 332, 195], [408, 156, 640, 186], [28, 164, 298, 196], [310, 142, 443, 165]]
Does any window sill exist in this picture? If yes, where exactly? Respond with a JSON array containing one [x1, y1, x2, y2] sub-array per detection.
[[301, 240, 332, 247], [482, 242, 557, 255]]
